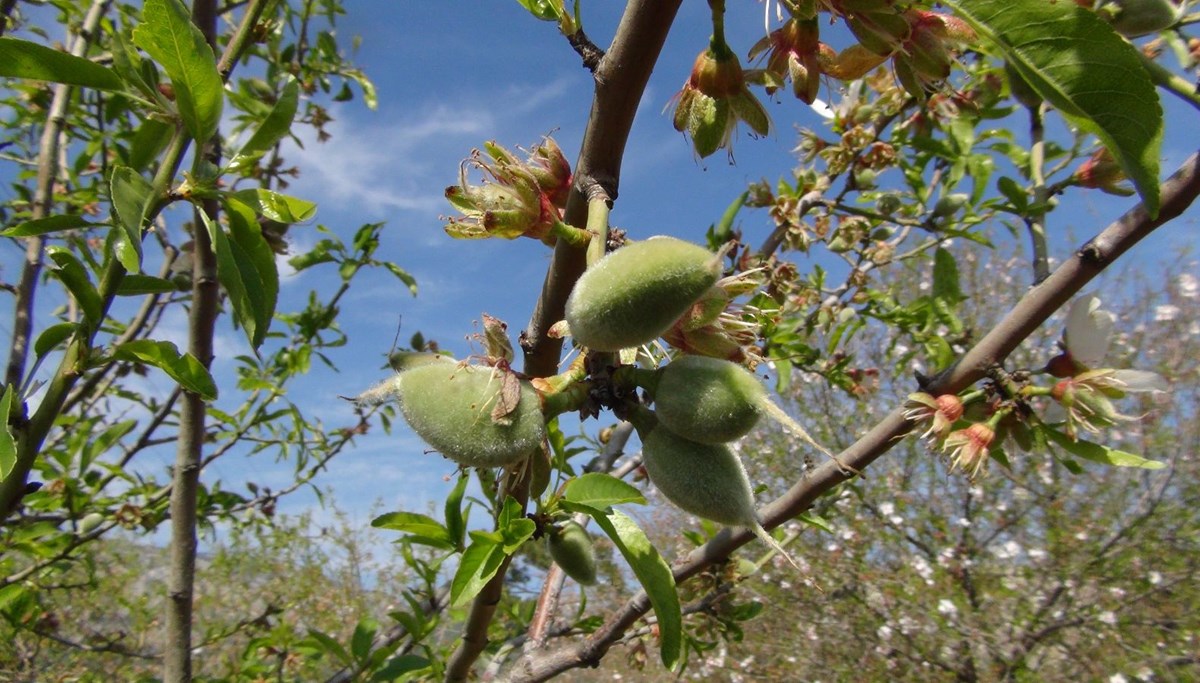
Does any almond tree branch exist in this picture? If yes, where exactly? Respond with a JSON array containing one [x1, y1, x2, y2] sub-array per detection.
[[163, 0, 220, 678], [520, 0, 683, 379], [447, 3, 681, 679], [504, 149, 1200, 682]]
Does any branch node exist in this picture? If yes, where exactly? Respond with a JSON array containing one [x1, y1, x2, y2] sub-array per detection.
[[567, 28, 604, 73]]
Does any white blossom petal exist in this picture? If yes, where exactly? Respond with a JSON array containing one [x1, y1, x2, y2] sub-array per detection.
[[1108, 369, 1168, 393], [1064, 293, 1115, 367]]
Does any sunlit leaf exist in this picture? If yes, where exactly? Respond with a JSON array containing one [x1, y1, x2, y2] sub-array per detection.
[[110, 166, 153, 272], [563, 472, 646, 509], [450, 533, 506, 607], [586, 508, 681, 669], [1044, 427, 1166, 469], [0, 37, 123, 90], [45, 247, 102, 329], [113, 339, 217, 400], [0, 385, 16, 482], [229, 188, 317, 224], [1, 215, 102, 238], [133, 0, 224, 142], [229, 78, 300, 172]]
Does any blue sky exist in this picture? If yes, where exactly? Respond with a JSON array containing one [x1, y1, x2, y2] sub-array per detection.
[[3, 2, 1198, 537]]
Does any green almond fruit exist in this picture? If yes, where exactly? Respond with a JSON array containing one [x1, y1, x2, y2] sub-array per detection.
[[395, 363, 546, 467], [641, 425, 799, 568], [653, 355, 763, 444], [648, 356, 834, 465], [565, 236, 722, 352], [547, 519, 598, 585], [1099, 0, 1182, 37]]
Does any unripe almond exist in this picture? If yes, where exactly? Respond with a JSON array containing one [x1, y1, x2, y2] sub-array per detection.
[[547, 520, 598, 585], [565, 237, 722, 351], [652, 355, 764, 444], [394, 363, 546, 467], [641, 425, 799, 568], [649, 356, 834, 462]]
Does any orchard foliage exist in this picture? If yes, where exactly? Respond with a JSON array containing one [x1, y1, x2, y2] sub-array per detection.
[[2, 0, 1199, 681]]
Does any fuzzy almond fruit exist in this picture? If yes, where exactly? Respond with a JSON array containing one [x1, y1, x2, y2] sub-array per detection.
[[394, 363, 546, 467], [565, 236, 722, 351], [648, 355, 836, 464], [548, 519, 598, 585], [641, 423, 800, 569]]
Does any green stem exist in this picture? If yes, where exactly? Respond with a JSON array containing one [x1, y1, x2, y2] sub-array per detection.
[[584, 196, 610, 267], [1139, 52, 1200, 113], [1027, 103, 1050, 283]]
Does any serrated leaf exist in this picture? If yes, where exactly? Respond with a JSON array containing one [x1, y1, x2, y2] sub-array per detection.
[[113, 339, 217, 400], [0, 385, 16, 482], [1, 215, 102, 238], [586, 508, 681, 670], [133, 0, 224, 142], [944, 0, 1162, 216], [223, 197, 279, 348], [0, 37, 124, 90], [450, 535, 505, 608], [228, 188, 316, 224], [563, 472, 646, 509], [1043, 427, 1165, 469], [229, 78, 300, 172], [45, 247, 102, 329], [110, 166, 153, 272]]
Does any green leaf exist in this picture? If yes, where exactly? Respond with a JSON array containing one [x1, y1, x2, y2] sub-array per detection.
[[384, 262, 418, 296], [229, 78, 300, 172], [110, 166, 154, 272], [305, 629, 352, 666], [444, 472, 469, 549], [371, 511, 454, 550], [133, 0, 224, 142], [932, 247, 963, 303], [0, 37, 124, 91], [34, 323, 76, 358], [1, 215, 102, 238], [350, 618, 377, 662], [369, 655, 430, 682], [516, 0, 563, 21], [563, 472, 647, 509], [229, 188, 317, 224], [117, 274, 181, 296], [127, 118, 175, 172], [497, 496, 535, 553], [0, 385, 16, 482], [113, 339, 217, 400], [450, 533, 506, 608], [197, 200, 276, 350], [944, 0, 1162, 216], [45, 247, 103, 329], [797, 511, 834, 534], [1043, 427, 1165, 469], [586, 509, 681, 670]]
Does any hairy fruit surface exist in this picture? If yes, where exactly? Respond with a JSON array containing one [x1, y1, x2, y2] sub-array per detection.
[[653, 355, 764, 444], [565, 237, 722, 351], [394, 363, 546, 467], [547, 520, 598, 585]]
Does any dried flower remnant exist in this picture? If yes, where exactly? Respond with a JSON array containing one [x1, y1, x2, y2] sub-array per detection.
[[904, 392, 964, 443], [1071, 147, 1135, 196], [749, 17, 834, 104], [942, 422, 995, 480], [443, 137, 587, 246]]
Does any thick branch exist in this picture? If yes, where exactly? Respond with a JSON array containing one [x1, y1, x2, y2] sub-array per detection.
[[521, 0, 683, 379], [504, 150, 1200, 682]]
